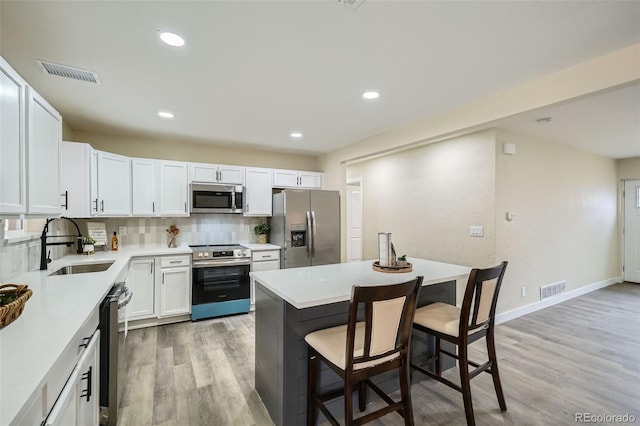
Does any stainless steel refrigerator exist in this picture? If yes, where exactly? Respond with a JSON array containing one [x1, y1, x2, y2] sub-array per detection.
[[271, 189, 340, 269]]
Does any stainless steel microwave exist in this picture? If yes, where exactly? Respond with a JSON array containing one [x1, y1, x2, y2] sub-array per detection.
[[190, 183, 244, 214]]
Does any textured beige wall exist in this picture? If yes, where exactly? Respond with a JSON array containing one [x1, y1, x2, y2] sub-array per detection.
[[71, 130, 320, 171], [617, 157, 640, 180], [495, 130, 619, 313], [346, 129, 496, 268]]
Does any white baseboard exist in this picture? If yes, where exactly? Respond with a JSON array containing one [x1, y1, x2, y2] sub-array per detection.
[[495, 276, 622, 325]]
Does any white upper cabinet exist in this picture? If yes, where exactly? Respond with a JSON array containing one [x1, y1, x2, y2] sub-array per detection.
[[159, 160, 188, 216], [188, 162, 244, 185], [90, 150, 98, 216], [0, 57, 27, 215], [131, 158, 158, 216], [26, 86, 62, 215], [60, 142, 94, 218], [273, 169, 322, 189], [97, 151, 131, 216], [244, 167, 273, 217]]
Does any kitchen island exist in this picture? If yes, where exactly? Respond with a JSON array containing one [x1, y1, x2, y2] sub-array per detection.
[[251, 258, 470, 426]]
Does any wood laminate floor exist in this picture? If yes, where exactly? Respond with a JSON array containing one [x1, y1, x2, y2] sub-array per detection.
[[118, 283, 640, 426]]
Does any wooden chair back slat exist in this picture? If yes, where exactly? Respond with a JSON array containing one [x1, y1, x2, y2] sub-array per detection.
[[460, 262, 508, 336], [346, 277, 423, 371]]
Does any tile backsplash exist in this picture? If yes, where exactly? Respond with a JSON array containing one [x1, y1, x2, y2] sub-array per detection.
[[75, 214, 266, 247], [1, 218, 72, 282], [1, 215, 267, 282]]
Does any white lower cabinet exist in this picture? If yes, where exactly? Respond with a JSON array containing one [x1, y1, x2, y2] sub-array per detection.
[[126, 258, 155, 319], [250, 250, 280, 307], [123, 255, 191, 326], [75, 330, 100, 426], [159, 256, 191, 317], [45, 330, 100, 426]]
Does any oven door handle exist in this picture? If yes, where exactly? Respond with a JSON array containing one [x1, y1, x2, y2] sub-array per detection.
[[193, 260, 251, 268]]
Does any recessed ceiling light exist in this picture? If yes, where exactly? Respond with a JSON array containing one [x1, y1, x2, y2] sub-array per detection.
[[158, 31, 185, 47], [157, 110, 175, 119], [290, 132, 303, 139], [362, 91, 380, 100]]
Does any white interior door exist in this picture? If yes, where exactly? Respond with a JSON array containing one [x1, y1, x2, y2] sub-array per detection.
[[346, 179, 363, 262], [624, 179, 640, 283]]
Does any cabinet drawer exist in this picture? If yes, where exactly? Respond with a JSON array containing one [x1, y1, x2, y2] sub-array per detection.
[[252, 250, 280, 262], [252, 259, 280, 272], [160, 255, 190, 268]]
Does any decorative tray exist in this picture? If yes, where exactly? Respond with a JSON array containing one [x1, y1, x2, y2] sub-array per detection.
[[372, 261, 413, 273]]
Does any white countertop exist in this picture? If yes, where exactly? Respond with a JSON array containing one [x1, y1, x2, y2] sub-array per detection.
[[241, 243, 281, 251], [250, 257, 471, 309], [0, 244, 191, 426]]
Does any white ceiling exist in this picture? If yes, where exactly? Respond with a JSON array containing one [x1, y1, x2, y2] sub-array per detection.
[[1, 1, 639, 158]]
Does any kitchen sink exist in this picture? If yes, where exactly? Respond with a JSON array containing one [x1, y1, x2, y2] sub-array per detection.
[[48, 261, 115, 276]]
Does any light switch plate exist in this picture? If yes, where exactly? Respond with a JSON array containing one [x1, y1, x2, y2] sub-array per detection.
[[118, 226, 127, 236], [470, 226, 484, 237]]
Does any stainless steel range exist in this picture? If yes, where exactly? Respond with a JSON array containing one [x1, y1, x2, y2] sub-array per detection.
[[189, 244, 252, 320]]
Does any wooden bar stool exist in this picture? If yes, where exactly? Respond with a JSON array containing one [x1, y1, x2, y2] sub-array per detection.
[[305, 276, 424, 426], [411, 262, 508, 426]]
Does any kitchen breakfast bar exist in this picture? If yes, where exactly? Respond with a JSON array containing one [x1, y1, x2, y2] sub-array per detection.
[[251, 258, 470, 426]]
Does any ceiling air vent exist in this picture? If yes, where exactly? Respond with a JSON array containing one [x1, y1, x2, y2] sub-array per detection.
[[338, 0, 366, 10], [35, 60, 101, 84]]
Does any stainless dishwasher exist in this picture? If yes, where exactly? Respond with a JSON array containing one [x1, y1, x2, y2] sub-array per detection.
[[99, 280, 132, 426]]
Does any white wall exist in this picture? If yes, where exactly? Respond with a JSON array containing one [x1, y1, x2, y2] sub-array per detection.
[[495, 130, 619, 313]]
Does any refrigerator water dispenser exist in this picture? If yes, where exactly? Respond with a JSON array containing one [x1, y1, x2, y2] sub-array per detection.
[[290, 224, 306, 247]]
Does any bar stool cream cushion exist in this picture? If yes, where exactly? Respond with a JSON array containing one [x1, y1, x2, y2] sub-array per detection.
[[305, 322, 400, 371], [414, 302, 485, 338]]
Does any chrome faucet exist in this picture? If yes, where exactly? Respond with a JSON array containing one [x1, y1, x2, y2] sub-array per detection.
[[40, 216, 84, 270]]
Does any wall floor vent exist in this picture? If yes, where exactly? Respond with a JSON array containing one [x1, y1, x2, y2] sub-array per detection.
[[36, 60, 101, 84], [540, 280, 566, 300]]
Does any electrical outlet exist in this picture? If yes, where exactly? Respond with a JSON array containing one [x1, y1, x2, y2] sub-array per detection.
[[521, 286, 526, 297], [118, 226, 127, 236], [244, 225, 250, 233]]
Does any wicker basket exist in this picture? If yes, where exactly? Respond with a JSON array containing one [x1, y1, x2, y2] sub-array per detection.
[[0, 284, 33, 328]]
